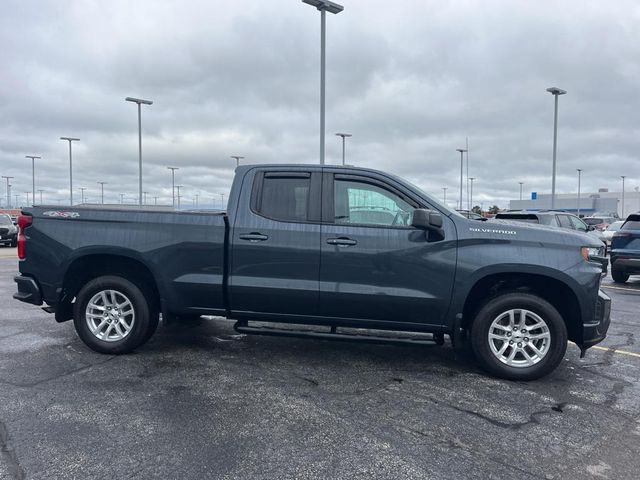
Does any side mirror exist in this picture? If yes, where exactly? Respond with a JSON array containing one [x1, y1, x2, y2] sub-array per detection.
[[587, 225, 595, 231], [412, 209, 443, 230]]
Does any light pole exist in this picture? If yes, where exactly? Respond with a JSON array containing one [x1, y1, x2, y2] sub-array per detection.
[[231, 156, 244, 168], [621, 175, 626, 218], [143, 191, 148, 205], [60, 137, 80, 205], [335, 133, 352, 165], [97, 182, 107, 204], [24, 192, 30, 206], [119, 193, 125, 204], [518, 182, 524, 201], [442, 187, 447, 204], [79, 187, 86, 204], [2, 176, 13, 208], [167, 167, 179, 208], [303, 0, 344, 165], [25, 155, 41, 206], [176, 185, 183, 210], [220, 193, 225, 209], [546, 87, 566, 209], [469, 177, 476, 211], [576, 169, 583, 217], [153, 196, 158, 206], [14, 194, 19, 208], [195, 193, 199, 208], [37, 189, 44, 204], [125, 96, 153, 206], [456, 148, 467, 211]]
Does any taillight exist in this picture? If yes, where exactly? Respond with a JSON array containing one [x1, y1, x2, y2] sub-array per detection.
[[17, 214, 32, 259]]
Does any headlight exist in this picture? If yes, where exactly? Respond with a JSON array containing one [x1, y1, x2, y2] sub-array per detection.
[[581, 246, 604, 260]]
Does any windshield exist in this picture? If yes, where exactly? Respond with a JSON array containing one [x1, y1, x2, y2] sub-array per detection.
[[0, 215, 12, 225], [607, 221, 623, 231], [391, 176, 464, 218], [583, 218, 604, 225]]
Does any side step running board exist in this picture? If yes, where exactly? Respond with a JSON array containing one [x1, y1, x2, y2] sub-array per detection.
[[233, 321, 445, 346]]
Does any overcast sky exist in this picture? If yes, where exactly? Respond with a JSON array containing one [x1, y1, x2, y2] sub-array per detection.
[[1, 0, 639, 209]]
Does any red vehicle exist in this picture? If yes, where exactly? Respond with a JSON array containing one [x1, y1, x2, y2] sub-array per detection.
[[583, 216, 616, 231]]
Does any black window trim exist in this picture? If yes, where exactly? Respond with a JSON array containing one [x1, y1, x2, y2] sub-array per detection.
[[324, 173, 422, 229], [250, 170, 321, 224]]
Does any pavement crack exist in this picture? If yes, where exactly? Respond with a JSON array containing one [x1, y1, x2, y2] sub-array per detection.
[[445, 401, 554, 430], [0, 418, 26, 480]]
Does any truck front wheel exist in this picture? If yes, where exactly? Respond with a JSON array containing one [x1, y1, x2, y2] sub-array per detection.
[[73, 275, 159, 354], [470, 293, 567, 381]]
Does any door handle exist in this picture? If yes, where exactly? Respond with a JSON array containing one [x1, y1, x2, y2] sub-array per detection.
[[326, 237, 357, 246], [239, 232, 269, 242]]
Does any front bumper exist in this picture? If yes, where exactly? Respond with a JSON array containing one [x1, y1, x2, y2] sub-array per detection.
[[582, 289, 611, 349], [13, 275, 43, 306]]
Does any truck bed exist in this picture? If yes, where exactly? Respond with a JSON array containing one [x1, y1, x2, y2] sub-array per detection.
[[18, 206, 228, 316]]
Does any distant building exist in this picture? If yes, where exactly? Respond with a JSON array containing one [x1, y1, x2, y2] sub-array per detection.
[[509, 190, 640, 217]]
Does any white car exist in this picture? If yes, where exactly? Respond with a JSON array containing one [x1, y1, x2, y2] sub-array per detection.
[[603, 221, 624, 250]]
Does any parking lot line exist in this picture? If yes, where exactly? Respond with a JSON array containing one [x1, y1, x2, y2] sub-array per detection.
[[591, 345, 640, 358], [601, 285, 640, 293]]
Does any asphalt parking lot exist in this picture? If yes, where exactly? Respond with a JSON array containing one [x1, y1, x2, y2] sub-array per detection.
[[1, 251, 640, 480]]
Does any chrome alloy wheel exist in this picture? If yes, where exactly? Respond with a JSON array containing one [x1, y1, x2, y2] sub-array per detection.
[[85, 289, 135, 342], [488, 309, 551, 368]]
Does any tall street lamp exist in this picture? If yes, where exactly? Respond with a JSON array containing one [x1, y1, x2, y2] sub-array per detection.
[[546, 87, 567, 209], [2, 176, 13, 208], [518, 182, 524, 201], [125, 96, 153, 206], [167, 166, 179, 208], [576, 169, 583, 217], [335, 133, 352, 165], [621, 175, 626, 218], [79, 187, 86, 204], [220, 193, 225, 209], [302, 0, 344, 165], [60, 137, 80, 205], [231, 156, 244, 167], [97, 182, 107, 204], [143, 191, 148, 205], [456, 148, 467, 211], [25, 155, 41, 206], [469, 177, 476, 211], [442, 187, 447, 204], [37, 189, 44, 204], [176, 185, 183, 210]]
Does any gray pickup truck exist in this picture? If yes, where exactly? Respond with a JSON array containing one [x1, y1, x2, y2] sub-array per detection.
[[13, 164, 610, 380]]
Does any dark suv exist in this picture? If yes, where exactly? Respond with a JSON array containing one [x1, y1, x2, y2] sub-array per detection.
[[0, 214, 18, 247], [610, 214, 640, 283]]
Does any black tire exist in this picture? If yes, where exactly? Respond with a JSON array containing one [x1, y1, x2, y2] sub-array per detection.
[[470, 293, 567, 381], [611, 269, 629, 284], [73, 275, 159, 354], [10, 238, 17, 247]]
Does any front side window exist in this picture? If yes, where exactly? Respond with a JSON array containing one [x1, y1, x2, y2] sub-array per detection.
[[334, 179, 415, 227], [556, 215, 572, 228], [257, 175, 310, 222], [0, 215, 11, 225], [569, 216, 588, 232]]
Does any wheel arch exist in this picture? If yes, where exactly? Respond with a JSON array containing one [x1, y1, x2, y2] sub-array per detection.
[[457, 267, 584, 345], [57, 249, 161, 322]]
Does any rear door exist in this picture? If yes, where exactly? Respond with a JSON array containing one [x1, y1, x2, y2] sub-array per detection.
[[229, 169, 321, 316], [319, 171, 456, 326]]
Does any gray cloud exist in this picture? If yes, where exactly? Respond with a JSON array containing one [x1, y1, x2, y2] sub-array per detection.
[[1, 0, 638, 209]]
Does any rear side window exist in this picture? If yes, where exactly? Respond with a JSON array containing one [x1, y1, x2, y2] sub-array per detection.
[[569, 215, 588, 232], [255, 174, 310, 222]]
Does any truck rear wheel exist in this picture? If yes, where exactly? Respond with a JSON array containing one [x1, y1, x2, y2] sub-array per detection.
[[470, 293, 567, 381], [73, 275, 158, 354]]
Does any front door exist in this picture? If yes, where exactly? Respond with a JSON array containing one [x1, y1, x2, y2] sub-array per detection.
[[319, 172, 456, 326]]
